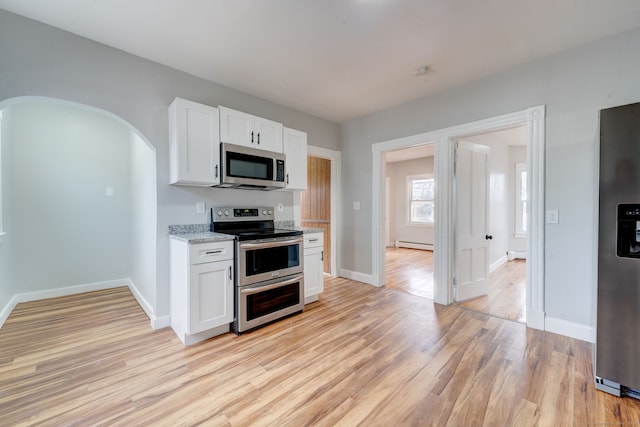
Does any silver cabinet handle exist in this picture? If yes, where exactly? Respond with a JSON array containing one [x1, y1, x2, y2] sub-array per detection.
[[321, 251, 324, 261], [308, 238, 318, 243], [257, 132, 260, 144], [251, 131, 254, 143], [286, 173, 289, 184], [215, 164, 219, 178], [229, 265, 232, 281], [205, 249, 223, 255]]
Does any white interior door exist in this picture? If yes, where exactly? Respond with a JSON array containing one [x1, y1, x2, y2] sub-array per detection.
[[455, 140, 490, 301]]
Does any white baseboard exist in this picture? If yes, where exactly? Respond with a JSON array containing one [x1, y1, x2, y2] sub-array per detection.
[[339, 269, 375, 286], [395, 241, 434, 251], [545, 316, 594, 343], [490, 255, 508, 273], [126, 279, 169, 330], [0, 294, 19, 329], [526, 309, 545, 331]]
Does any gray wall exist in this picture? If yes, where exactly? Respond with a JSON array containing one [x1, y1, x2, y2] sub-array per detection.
[[0, 109, 12, 310], [387, 156, 434, 246], [341, 26, 640, 328], [0, 10, 341, 320], [8, 102, 132, 292]]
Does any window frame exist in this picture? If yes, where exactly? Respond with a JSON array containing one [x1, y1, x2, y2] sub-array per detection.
[[406, 173, 434, 227], [514, 162, 527, 238]]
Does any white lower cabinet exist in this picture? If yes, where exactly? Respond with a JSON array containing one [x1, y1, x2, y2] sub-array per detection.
[[170, 239, 234, 345], [303, 233, 324, 303]]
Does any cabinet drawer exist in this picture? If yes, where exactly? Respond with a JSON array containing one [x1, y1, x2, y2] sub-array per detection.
[[304, 233, 323, 249], [189, 241, 234, 264]]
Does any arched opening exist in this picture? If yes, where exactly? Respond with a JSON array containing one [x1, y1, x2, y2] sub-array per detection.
[[0, 96, 157, 326]]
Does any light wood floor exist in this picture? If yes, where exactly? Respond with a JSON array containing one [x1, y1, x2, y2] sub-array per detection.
[[385, 247, 433, 299], [2, 281, 640, 426], [386, 248, 526, 322], [458, 259, 527, 323]]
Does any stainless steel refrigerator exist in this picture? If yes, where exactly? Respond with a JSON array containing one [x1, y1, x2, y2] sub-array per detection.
[[596, 101, 640, 398]]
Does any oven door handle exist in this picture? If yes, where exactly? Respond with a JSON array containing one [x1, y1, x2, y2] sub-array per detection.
[[240, 274, 303, 295], [239, 236, 303, 250]]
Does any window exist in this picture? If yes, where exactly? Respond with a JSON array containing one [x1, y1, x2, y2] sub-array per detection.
[[408, 175, 434, 224], [515, 163, 527, 237]]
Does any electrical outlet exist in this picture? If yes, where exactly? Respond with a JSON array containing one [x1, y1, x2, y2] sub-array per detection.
[[196, 201, 206, 214], [546, 210, 559, 224], [353, 201, 361, 211], [105, 187, 114, 197], [277, 203, 284, 213]]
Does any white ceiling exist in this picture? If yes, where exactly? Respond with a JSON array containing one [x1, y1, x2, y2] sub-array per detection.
[[2, 1, 640, 123]]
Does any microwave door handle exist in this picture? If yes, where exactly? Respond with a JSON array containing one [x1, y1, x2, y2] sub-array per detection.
[[240, 237, 303, 250], [240, 275, 303, 295]]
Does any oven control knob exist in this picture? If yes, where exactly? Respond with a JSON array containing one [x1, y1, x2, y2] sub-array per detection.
[[267, 210, 273, 215], [262, 210, 268, 215], [224, 210, 229, 216], [217, 210, 223, 217]]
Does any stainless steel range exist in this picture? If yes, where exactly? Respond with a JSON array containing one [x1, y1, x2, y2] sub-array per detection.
[[211, 207, 304, 333]]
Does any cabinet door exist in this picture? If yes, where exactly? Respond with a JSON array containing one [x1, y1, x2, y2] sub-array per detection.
[[304, 246, 324, 298], [254, 117, 284, 152], [283, 127, 308, 190], [188, 260, 234, 334], [169, 98, 220, 186], [219, 106, 254, 148]]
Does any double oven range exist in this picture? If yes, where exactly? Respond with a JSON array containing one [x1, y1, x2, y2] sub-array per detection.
[[212, 207, 304, 333]]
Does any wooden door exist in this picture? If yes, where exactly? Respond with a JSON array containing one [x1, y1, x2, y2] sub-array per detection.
[[301, 156, 331, 273], [454, 140, 490, 301]]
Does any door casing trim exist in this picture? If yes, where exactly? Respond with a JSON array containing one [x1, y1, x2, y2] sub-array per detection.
[[372, 105, 545, 330]]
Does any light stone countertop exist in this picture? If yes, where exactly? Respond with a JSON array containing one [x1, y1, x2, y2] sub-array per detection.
[[169, 232, 236, 244]]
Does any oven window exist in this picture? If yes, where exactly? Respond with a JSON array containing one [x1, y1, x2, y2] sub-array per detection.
[[228, 152, 272, 180], [246, 244, 300, 276], [247, 282, 301, 321]]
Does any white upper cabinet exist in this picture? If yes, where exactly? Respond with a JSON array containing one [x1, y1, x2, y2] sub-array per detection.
[[169, 98, 220, 186], [219, 106, 283, 153], [283, 127, 308, 190]]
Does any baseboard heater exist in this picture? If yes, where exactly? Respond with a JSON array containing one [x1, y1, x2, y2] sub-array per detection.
[[395, 241, 434, 251], [507, 250, 526, 260]]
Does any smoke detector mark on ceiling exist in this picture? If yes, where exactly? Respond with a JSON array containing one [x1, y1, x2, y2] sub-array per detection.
[[415, 65, 430, 76]]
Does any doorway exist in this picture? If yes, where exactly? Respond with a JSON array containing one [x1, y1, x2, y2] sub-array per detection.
[[452, 126, 528, 323], [298, 145, 340, 276], [372, 106, 545, 330], [383, 144, 435, 300]]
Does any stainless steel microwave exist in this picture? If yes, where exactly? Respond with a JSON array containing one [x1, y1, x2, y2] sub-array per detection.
[[219, 143, 286, 190]]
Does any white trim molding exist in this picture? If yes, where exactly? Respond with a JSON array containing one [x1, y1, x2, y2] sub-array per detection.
[[489, 255, 508, 273], [545, 316, 594, 343], [372, 105, 546, 326], [396, 241, 434, 251]]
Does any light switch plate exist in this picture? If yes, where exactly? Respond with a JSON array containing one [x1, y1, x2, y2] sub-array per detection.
[[546, 210, 559, 224], [105, 187, 114, 197], [353, 201, 361, 211]]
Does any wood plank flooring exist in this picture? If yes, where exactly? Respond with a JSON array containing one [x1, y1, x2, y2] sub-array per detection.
[[385, 247, 433, 299], [2, 280, 640, 426], [458, 260, 527, 323]]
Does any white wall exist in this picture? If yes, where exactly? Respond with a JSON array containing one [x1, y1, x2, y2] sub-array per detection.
[[130, 131, 157, 314], [0, 9, 341, 321], [387, 156, 434, 246], [341, 25, 640, 329]]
